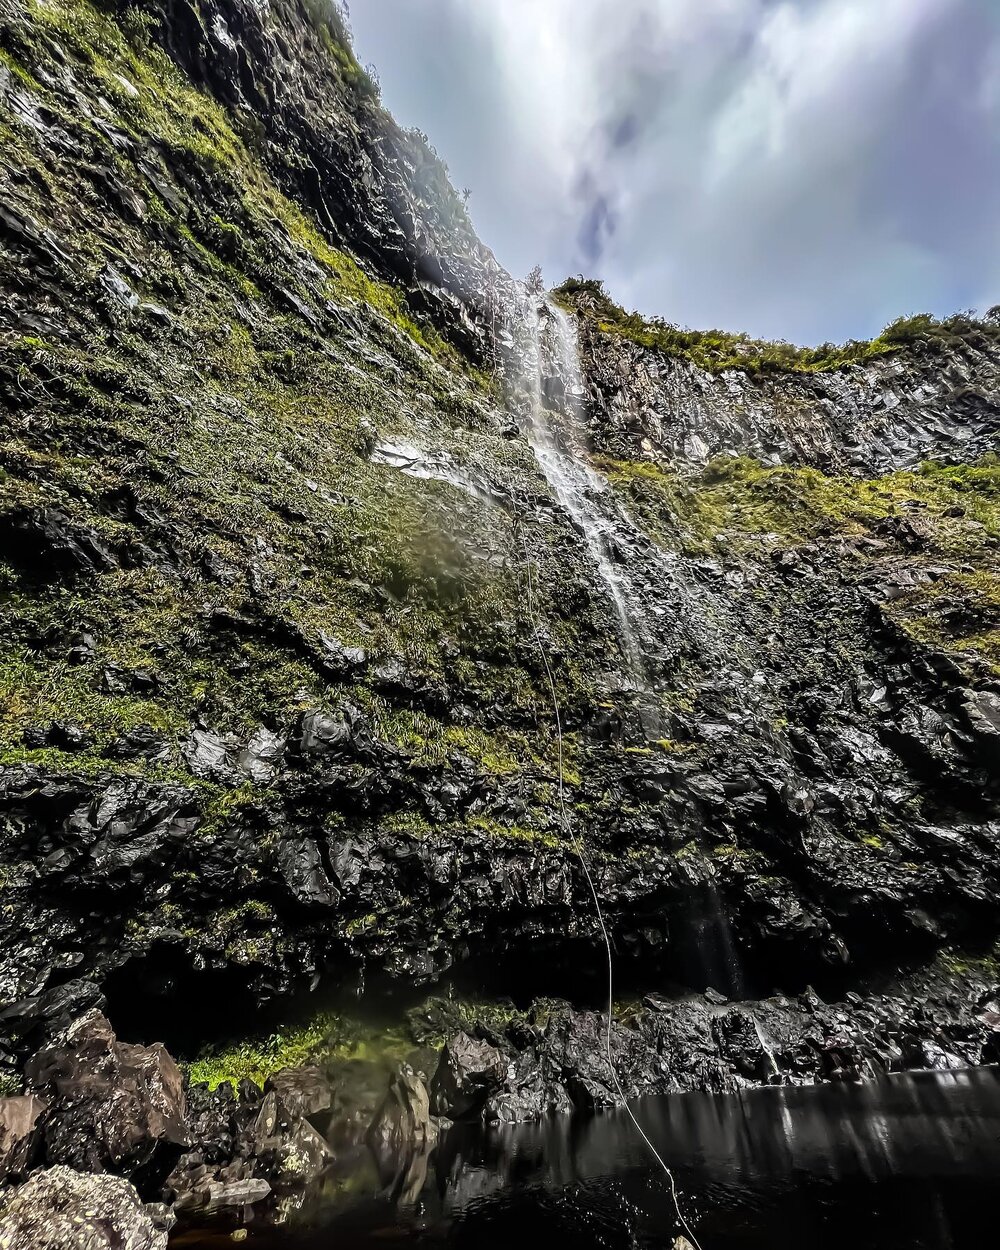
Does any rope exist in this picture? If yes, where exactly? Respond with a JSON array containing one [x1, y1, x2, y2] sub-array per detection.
[[515, 522, 704, 1250]]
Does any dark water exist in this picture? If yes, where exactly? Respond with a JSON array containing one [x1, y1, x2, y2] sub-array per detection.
[[176, 1069, 1000, 1249]]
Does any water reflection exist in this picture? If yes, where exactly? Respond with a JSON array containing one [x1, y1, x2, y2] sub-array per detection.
[[179, 1069, 1000, 1249]]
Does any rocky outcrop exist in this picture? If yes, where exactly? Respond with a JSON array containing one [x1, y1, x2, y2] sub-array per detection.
[[579, 317, 1000, 474], [424, 960, 1000, 1124], [0, 1166, 173, 1249], [166, 1065, 341, 1213], [22, 1012, 188, 1187]]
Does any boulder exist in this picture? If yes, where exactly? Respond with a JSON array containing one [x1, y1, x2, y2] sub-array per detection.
[[265, 1065, 333, 1124], [24, 1012, 189, 1188], [293, 709, 355, 755], [0, 1096, 46, 1183], [248, 1090, 333, 1189], [0, 1166, 174, 1249], [368, 1065, 437, 1156], [368, 1066, 439, 1204], [432, 1032, 507, 1120]]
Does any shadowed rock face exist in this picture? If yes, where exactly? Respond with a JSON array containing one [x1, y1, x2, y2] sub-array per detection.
[[2, 0, 1000, 1165]]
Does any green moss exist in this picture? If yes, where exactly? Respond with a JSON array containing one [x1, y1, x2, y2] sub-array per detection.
[[185, 1015, 334, 1090], [466, 813, 563, 850], [602, 453, 1000, 556], [0, 1072, 23, 1097], [556, 278, 1000, 374], [888, 570, 1000, 670], [938, 947, 1000, 979], [0, 650, 186, 756], [378, 811, 433, 838], [345, 912, 377, 937], [184, 1007, 421, 1091]]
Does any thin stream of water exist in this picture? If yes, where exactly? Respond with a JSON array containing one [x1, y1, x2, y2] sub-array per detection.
[[516, 294, 652, 692]]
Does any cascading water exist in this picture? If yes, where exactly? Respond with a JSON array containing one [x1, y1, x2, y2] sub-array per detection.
[[504, 280, 748, 1007], [512, 288, 652, 697]]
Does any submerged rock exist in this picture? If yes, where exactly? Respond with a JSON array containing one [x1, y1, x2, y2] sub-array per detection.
[[368, 1065, 437, 1157]]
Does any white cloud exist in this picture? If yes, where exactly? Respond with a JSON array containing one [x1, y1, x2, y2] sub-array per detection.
[[349, 0, 1000, 342]]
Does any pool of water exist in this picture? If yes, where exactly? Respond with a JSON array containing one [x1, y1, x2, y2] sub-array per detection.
[[174, 1068, 1000, 1249]]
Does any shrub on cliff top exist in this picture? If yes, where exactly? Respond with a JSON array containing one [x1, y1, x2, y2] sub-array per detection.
[[554, 279, 1000, 375]]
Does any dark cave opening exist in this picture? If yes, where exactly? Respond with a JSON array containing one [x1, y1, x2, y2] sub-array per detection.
[[102, 947, 288, 1055]]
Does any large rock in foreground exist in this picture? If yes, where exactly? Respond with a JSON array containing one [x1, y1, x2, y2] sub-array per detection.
[[0, 1166, 173, 1249], [24, 1012, 189, 1188]]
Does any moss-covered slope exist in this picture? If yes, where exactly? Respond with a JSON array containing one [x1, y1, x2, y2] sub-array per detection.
[[3, 0, 1000, 1093]]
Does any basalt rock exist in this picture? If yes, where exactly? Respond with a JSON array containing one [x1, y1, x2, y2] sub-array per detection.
[[368, 1066, 439, 1204], [166, 1076, 337, 1211], [368, 1065, 437, 1157], [23, 1013, 188, 1190], [0, 1166, 174, 1250], [0, 1097, 46, 1184], [2, 0, 1000, 1217], [573, 301, 1000, 474], [430, 962, 1000, 1122]]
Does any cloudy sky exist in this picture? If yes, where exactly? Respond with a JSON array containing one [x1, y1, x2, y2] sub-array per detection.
[[348, 0, 1000, 346]]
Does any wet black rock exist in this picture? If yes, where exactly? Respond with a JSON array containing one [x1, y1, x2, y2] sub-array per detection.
[[429, 964, 1000, 1123], [0, 1096, 46, 1184], [24, 1013, 189, 1189], [368, 1065, 437, 1159], [265, 1066, 333, 1127], [432, 1032, 508, 1120], [167, 1070, 341, 1212], [3, 0, 1000, 1222], [366, 1066, 441, 1205]]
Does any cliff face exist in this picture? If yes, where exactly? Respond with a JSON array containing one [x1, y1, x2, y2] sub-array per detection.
[[3, 0, 1000, 1123], [578, 303, 1000, 473]]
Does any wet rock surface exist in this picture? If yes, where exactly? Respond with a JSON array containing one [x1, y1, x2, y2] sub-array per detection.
[[2, 0, 1000, 1232], [424, 961, 1000, 1122], [577, 304, 1000, 475], [23, 1012, 188, 1186], [0, 1166, 173, 1250]]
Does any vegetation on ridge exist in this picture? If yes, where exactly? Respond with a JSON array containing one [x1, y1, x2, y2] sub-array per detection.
[[555, 277, 1000, 375], [604, 453, 1000, 672]]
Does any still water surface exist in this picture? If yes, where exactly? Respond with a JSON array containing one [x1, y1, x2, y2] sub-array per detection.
[[177, 1069, 1000, 1249]]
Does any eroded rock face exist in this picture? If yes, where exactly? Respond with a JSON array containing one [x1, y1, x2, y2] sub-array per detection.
[[426, 963, 1000, 1123], [575, 305, 1000, 474], [0, 1166, 173, 1250], [2, 0, 1000, 1194]]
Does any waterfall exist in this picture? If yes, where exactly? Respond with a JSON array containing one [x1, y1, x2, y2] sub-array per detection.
[[504, 281, 752, 1005], [512, 290, 651, 694]]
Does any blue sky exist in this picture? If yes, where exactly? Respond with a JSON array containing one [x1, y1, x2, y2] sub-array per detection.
[[348, 0, 1000, 345]]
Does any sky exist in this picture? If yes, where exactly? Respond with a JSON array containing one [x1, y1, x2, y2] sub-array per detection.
[[347, 0, 1000, 346]]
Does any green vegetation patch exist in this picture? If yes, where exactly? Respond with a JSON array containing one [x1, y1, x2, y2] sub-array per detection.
[[555, 278, 1000, 375], [184, 1008, 419, 1091], [186, 1014, 336, 1090], [602, 454, 1000, 554], [888, 570, 1000, 669]]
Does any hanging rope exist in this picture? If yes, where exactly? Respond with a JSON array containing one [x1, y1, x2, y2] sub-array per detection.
[[516, 518, 704, 1250]]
